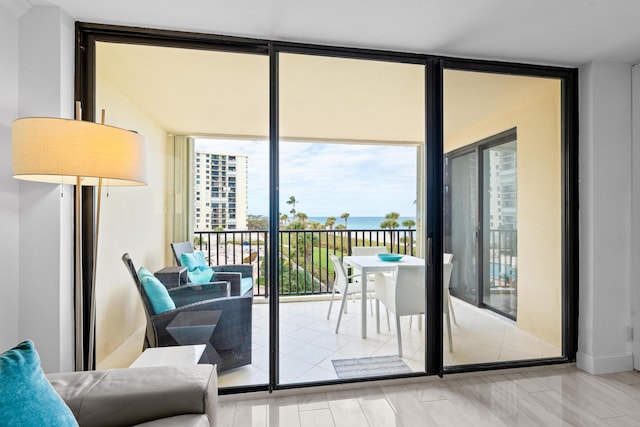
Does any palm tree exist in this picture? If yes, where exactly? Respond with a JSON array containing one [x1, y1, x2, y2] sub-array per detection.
[[340, 212, 350, 229], [325, 216, 336, 230], [296, 212, 308, 224], [380, 219, 398, 230], [381, 212, 400, 249], [287, 196, 298, 216], [380, 212, 400, 230], [280, 213, 288, 227], [402, 219, 415, 229]]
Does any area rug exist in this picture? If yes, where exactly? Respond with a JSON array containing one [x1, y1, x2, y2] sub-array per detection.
[[332, 355, 412, 379]]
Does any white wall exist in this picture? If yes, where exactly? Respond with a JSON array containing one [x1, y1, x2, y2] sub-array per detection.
[[578, 61, 634, 374], [15, 6, 75, 373], [94, 73, 169, 368], [632, 65, 640, 370], [2, 4, 637, 376], [0, 5, 20, 353]]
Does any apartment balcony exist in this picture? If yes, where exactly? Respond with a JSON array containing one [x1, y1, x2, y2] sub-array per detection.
[[189, 228, 559, 388]]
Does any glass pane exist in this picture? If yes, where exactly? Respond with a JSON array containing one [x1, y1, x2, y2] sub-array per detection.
[[443, 69, 562, 367], [482, 140, 518, 317], [447, 151, 478, 305], [94, 42, 270, 390], [278, 52, 425, 384]]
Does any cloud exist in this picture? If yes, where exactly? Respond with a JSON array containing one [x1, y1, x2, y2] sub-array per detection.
[[196, 139, 417, 217]]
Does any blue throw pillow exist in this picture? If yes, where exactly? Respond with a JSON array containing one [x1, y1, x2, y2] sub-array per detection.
[[0, 340, 78, 426], [180, 251, 207, 270], [180, 252, 214, 284], [187, 268, 214, 284], [140, 274, 176, 314], [137, 266, 154, 280]]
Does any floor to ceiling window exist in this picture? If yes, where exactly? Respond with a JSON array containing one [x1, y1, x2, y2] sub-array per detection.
[[276, 51, 425, 385], [92, 40, 271, 390], [78, 23, 578, 393], [443, 67, 566, 367]]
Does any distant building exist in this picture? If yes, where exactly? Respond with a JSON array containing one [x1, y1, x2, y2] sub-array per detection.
[[194, 150, 248, 230], [488, 147, 517, 231]]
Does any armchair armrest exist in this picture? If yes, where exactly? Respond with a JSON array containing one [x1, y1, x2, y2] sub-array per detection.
[[170, 281, 230, 306], [214, 264, 253, 279], [47, 365, 217, 427], [211, 272, 242, 296]]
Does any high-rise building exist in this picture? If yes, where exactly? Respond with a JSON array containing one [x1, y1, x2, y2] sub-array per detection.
[[194, 149, 248, 230], [487, 146, 517, 231]]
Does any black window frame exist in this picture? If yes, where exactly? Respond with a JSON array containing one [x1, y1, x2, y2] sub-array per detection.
[[75, 21, 578, 394]]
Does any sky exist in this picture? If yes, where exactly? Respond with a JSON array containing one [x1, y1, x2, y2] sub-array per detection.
[[196, 138, 417, 217]]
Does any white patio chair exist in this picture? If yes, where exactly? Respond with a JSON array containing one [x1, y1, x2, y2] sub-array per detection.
[[443, 253, 457, 326], [409, 253, 457, 333], [375, 261, 455, 356], [327, 254, 376, 334], [351, 246, 387, 256], [351, 246, 391, 330]]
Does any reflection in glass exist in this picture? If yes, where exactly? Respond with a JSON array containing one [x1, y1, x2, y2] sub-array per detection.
[[443, 69, 562, 367]]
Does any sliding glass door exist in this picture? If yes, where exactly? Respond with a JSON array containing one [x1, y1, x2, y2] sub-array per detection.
[[445, 130, 518, 319], [443, 67, 565, 367], [276, 51, 425, 385], [482, 137, 518, 317], [79, 23, 577, 393]]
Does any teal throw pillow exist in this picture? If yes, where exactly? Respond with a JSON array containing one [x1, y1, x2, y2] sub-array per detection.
[[187, 268, 214, 284], [0, 340, 79, 426], [140, 274, 176, 314], [180, 251, 207, 270], [180, 252, 214, 284], [137, 266, 153, 281]]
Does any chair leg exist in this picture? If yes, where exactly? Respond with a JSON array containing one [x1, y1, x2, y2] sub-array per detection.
[[396, 315, 403, 357], [326, 288, 336, 320], [448, 290, 458, 325], [444, 292, 453, 352], [445, 311, 453, 352], [335, 291, 349, 334], [376, 301, 391, 332]]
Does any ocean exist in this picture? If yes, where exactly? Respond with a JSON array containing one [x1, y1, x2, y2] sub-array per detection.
[[307, 216, 416, 230]]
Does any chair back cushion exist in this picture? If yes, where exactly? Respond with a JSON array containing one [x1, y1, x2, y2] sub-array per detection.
[[329, 254, 348, 292], [395, 264, 426, 316], [0, 340, 79, 426], [139, 271, 176, 314], [180, 252, 215, 284], [351, 246, 387, 255]]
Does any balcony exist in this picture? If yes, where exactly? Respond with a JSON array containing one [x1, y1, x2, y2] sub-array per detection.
[[188, 228, 559, 388]]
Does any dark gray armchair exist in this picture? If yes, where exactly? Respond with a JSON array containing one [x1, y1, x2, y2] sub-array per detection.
[[122, 253, 252, 372], [171, 241, 255, 296]]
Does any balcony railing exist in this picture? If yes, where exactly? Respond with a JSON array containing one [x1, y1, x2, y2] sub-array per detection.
[[193, 229, 417, 297], [487, 229, 517, 290]]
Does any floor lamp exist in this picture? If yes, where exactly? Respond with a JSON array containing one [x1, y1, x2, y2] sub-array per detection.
[[12, 114, 147, 371]]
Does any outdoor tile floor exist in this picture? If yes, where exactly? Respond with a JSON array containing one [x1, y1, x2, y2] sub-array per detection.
[[218, 296, 561, 388]]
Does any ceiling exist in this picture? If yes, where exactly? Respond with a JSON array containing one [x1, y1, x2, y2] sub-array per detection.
[[29, 0, 640, 66], [96, 41, 557, 140]]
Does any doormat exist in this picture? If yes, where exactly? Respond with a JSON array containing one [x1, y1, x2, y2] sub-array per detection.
[[332, 355, 412, 379]]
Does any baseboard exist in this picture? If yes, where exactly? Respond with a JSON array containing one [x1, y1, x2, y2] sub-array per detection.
[[576, 351, 633, 374]]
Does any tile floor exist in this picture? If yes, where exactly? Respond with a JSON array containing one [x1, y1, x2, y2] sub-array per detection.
[[218, 296, 561, 388], [218, 367, 640, 426]]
